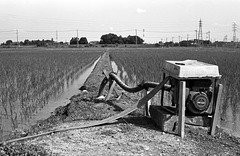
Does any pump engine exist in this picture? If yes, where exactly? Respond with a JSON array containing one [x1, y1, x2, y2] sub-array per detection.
[[163, 60, 221, 115], [185, 79, 213, 114], [170, 79, 213, 115]]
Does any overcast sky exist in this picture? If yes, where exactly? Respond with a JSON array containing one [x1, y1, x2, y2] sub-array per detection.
[[0, 0, 239, 43]]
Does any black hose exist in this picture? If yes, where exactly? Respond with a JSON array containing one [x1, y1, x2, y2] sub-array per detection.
[[109, 72, 171, 92], [109, 72, 144, 92]]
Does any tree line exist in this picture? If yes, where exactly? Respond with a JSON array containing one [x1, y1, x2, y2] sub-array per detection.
[[4, 32, 234, 48], [99, 33, 144, 44], [1, 33, 144, 46], [1, 38, 61, 47], [69, 33, 144, 45]]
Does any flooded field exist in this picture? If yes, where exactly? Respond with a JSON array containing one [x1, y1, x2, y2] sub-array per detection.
[[0, 48, 102, 140], [21, 57, 100, 127]]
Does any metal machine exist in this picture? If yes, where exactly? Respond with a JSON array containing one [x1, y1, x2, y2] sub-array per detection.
[[162, 60, 221, 115], [96, 59, 223, 138]]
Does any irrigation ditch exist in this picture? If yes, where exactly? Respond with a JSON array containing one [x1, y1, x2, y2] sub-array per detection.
[[0, 55, 100, 141], [0, 51, 240, 155]]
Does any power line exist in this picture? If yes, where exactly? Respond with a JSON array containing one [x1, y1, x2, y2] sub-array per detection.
[[146, 30, 194, 33], [25, 29, 135, 33], [0, 30, 16, 33], [26, 30, 57, 33], [0, 23, 237, 43], [232, 22, 238, 42], [198, 18, 203, 46]]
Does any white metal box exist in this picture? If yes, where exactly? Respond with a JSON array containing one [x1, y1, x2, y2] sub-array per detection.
[[163, 60, 221, 78]]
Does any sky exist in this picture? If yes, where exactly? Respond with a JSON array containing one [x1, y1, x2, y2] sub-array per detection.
[[0, 0, 239, 44]]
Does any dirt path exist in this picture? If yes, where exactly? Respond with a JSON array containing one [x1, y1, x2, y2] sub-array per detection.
[[1, 51, 240, 155]]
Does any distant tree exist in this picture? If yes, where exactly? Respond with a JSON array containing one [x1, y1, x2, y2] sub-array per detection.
[[154, 43, 160, 47], [23, 39, 30, 45], [45, 39, 54, 45], [164, 41, 174, 47], [100, 33, 144, 44], [158, 41, 164, 47], [174, 42, 179, 47], [70, 37, 79, 45], [36, 40, 46, 47], [125, 35, 144, 44], [79, 37, 88, 44], [203, 40, 211, 46], [122, 37, 128, 44], [100, 33, 120, 44], [6, 40, 13, 45], [118, 35, 124, 44]]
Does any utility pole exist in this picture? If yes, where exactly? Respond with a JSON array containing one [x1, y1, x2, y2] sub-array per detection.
[[233, 22, 238, 42], [143, 29, 145, 41], [205, 31, 210, 46], [179, 35, 181, 46], [208, 31, 210, 41], [16, 29, 19, 47], [56, 30, 58, 43], [195, 29, 198, 46], [135, 29, 138, 45], [187, 34, 189, 47], [77, 29, 79, 48], [223, 35, 228, 42]]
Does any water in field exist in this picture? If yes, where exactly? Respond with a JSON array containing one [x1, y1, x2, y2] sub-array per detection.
[[26, 57, 100, 123], [0, 57, 100, 140]]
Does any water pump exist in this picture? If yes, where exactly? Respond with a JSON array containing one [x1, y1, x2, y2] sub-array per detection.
[[163, 60, 221, 115], [171, 79, 213, 115]]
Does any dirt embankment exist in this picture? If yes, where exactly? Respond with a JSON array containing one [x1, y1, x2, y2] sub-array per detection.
[[1, 51, 240, 156]]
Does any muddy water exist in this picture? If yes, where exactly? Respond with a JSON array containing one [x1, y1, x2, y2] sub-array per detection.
[[0, 58, 100, 139], [26, 57, 100, 124]]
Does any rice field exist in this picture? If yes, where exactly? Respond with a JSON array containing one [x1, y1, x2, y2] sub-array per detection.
[[109, 47, 240, 136], [1, 47, 239, 139], [0, 48, 103, 139]]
